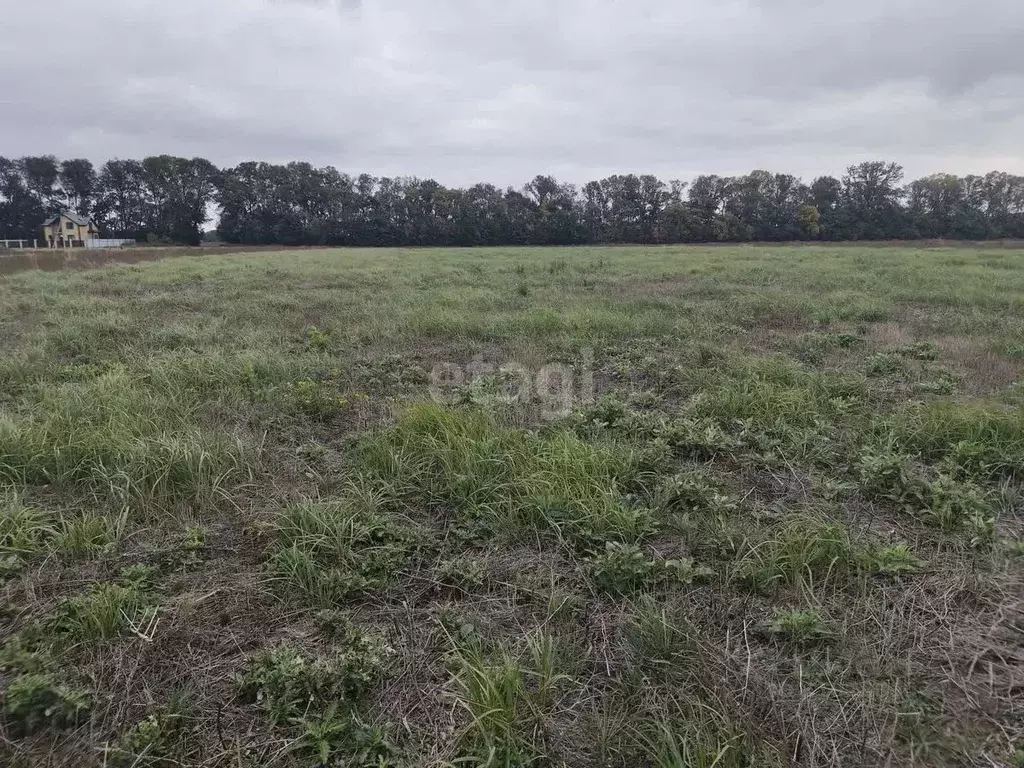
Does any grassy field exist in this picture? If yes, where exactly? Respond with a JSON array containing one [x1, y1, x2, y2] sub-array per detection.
[[0, 245, 1022, 767]]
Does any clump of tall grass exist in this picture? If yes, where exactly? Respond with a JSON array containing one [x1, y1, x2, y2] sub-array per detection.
[[354, 404, 652, 548], [270, 500, 411, 605], [624, 596, 695, 668], [875, 402, 1024, 480], [0, 370, 244, 508], [53, 509, 128, 558], [736, 514, 928, 590], [686, 357, 867, 432], [46, 582, 156, 645], [0, 492, 56, 558], [447, 633, 573, 766], [637, 700, 780, 768], [145, 349, 307, 403], [735, 515, 864, 590]]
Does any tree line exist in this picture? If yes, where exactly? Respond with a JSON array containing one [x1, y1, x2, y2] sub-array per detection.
[[2, 154, 1023, 246]]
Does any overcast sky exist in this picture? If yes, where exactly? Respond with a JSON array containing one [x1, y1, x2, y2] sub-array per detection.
[[3, 0, 1022, 187]]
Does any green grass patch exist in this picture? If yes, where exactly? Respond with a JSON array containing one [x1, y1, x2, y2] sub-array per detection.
[[355, 403, 654, 548], [0, 372, 243, 507], [270, 500, 412, 605]]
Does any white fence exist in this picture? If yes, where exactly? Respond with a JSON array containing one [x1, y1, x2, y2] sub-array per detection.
[[86, 239, 137, 249]]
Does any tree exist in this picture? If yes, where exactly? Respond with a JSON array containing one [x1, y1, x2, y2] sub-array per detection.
[[19, 156, 61, 215], [906, 174, 973, 238], [581, 181, 608, 243], [687, 175, 727, 242], [722, 171, 807, 241], [976, 171, 1024, 238], [0, 156, 46, 240], [523, 175, 581, 245], [809, 176, 844, 239], [21, 151, 1021, 248], [95, 159, 149, 239], [140, 156, 219, 244], [58, 159, 97, 215], [842, 161, 906, 239], [797, 205, 821, 239], [658, 180, 697, 243]]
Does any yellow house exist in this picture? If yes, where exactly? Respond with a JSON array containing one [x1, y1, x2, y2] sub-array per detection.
[[42, 212, 99, 248]]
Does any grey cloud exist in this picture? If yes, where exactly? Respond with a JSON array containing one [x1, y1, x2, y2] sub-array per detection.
[[1, 0, 1021, 186]]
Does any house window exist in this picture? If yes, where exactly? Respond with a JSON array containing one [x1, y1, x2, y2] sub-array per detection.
[[66, 221, 75, 230]]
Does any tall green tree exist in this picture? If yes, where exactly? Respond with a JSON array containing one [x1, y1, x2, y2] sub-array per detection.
[[842, 161, 906, 239], [94, 159, 149, 238], [58, 159, 97, 216]]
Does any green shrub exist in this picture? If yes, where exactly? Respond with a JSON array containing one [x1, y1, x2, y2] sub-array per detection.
[[924, 475, 995, 539], [946, 440, 1007, 481], [0, 553, 24, 580], [898, 341, 940, 361], [589, 542, 656, 594], [857, 445, 998, 542], [437, 557, 486, 591], [588, 542, 712, 595], [663, 417, 738, 460], [182, 524, 206, 552], [110, 713, 182, 766], [657, 471, 737, 517], [856, 446, 922, 504], [0, 632, 52, 675], [118, 563, 160, 591], [831, 332, 864, 349], [567, 394, 630, 431], [295, 706, 401, 767], [239, 632, 396, 766], [866, 352, 905, 377], [238, 633, 391, 726], [761, 609, 831, 645], [2, 673, 90, 735], [915, 373, 958, 396], [305, 325, 335, 352], [871, 544, 923, 575], [180, 524, 207, 566]]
